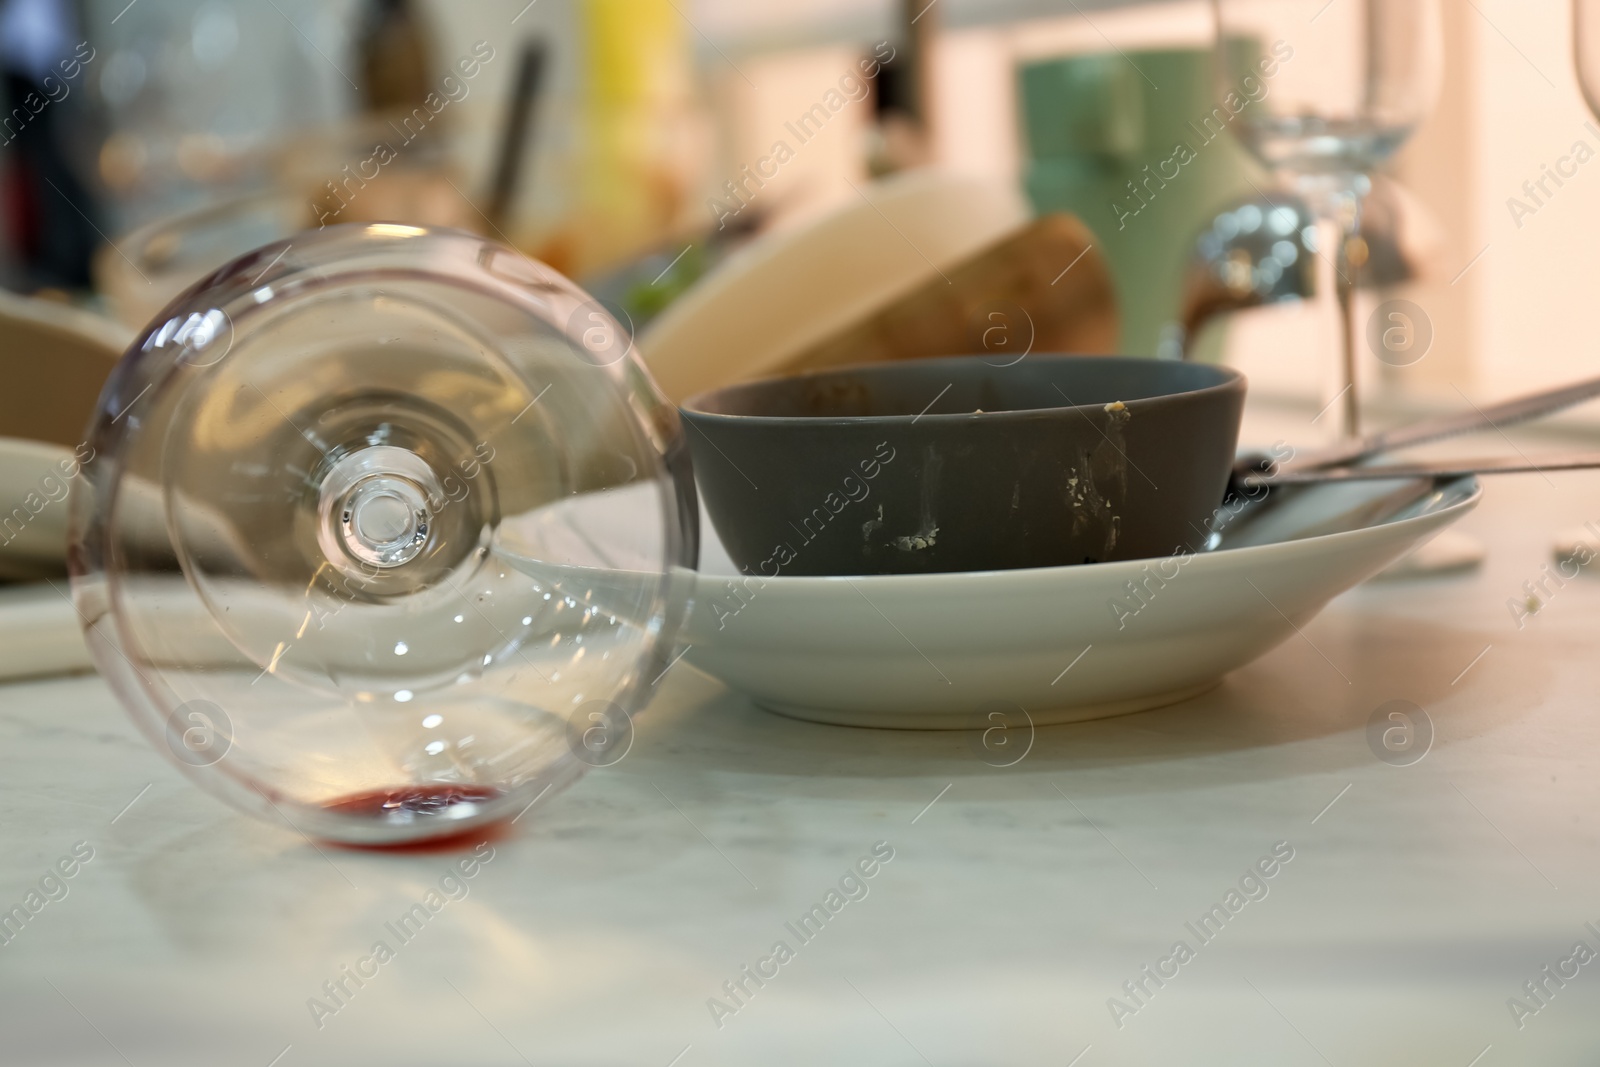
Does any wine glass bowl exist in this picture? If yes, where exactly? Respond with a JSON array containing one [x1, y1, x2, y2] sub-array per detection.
[[1218, 0, 1444, 180]]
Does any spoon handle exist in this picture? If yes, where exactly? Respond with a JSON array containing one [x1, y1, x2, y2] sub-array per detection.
[[1281, 373, 1600, 473], [1242, 451, 1600, 487]]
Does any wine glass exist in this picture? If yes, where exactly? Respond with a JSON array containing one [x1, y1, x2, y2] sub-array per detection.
[[1213, 0, 1444, 437], [1560, 1, 1600, 567], [70, 225, 697, 845], [1576, 1, 1600, 120]]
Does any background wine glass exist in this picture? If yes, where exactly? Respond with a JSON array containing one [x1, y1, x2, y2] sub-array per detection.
[[1559, 0, 1600, 570], [1575, 0, 1600, 120], [1213, 0, 1444, 438]]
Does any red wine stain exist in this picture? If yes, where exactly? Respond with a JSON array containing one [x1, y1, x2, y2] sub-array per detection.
[[321, 784, 510, 852]]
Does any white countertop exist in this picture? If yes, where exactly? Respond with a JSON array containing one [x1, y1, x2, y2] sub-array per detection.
[[3, 407, 1599, 1066]]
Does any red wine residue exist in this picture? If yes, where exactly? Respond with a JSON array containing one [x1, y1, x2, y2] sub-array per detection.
[[322, 783, 501, 820], [320, 784, 509, 852]]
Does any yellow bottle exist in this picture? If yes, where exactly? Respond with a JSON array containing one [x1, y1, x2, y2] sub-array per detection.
[[571, 0, 696, 275]]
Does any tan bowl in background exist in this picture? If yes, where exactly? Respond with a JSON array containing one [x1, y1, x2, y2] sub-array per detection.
[[639, 168, 1033, 403]]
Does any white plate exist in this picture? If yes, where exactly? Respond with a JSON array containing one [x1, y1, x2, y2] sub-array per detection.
[[683, 477, 1481, 728]]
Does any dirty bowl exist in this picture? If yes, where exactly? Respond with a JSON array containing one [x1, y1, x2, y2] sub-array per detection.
[[679, 355, 1246, 577]]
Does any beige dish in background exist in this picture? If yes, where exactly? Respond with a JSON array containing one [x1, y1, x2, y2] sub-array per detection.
[[94, 180, 480, 331], [639, 168, 1031, 403], [0, 292, 127, 674], [0, 290, 127, 582], [0, 438, 89, 583], [0, 288, 127, 450], [777, 212, 1117, 374]]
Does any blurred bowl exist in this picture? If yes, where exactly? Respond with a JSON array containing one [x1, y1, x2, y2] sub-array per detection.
[[681, 355, 1246, 577], [0, 288, 128, 449], [639, 169, 1031, 403], [97, 172, 482, 329], [96, 190, 318, 330]]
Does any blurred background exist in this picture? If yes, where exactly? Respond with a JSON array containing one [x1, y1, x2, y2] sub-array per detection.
[[1, 0, 1596, 415]]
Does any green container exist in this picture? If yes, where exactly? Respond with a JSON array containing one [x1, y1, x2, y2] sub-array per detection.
[[1018, 47, 1267, 358]]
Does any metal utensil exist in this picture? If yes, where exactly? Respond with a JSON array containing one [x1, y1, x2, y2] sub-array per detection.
[[1268, 371, 1600, 478], [1213, 371, 1600, 543], [1242, 452, 1600, 488]]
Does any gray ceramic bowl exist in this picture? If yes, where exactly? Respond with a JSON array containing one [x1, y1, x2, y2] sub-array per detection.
[[681, 355, 1246, 577]]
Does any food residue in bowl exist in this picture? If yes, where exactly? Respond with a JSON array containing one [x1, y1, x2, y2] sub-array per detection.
[[861, 504, 885, 542], [892, 525, 939, 552]]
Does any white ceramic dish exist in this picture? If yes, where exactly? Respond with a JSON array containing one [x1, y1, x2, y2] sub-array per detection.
[[683, 476, 1481, 728]]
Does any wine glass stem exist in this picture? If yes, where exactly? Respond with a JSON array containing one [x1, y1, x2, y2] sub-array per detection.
[[1310, 179, 1366, 441], [1336, 239, 1361, 439]]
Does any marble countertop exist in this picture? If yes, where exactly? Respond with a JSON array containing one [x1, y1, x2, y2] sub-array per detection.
[[3, 408, 1599, 1066]]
